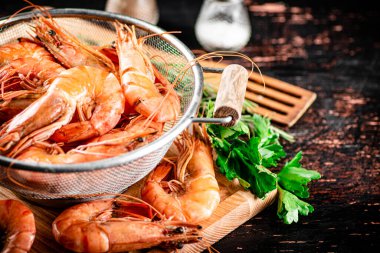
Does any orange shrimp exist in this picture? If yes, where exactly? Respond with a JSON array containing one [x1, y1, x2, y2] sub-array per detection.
[[0, 93, 40, 123], [52, 198, 202, 252], [0, 66, 124, 157], [32, 16, 116, 73], [0, 199, 36, 253], [141, 131, 220, 223], [0, 39, 64, 102], [115, 22, 180, 122], [96, 45, 119, 69], [0, 40, 52, 67], [16, 116, 163, 164], [0, 57, 65, 93]]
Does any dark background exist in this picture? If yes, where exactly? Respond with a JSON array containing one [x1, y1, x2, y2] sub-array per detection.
[[1, 1, 379, 252]]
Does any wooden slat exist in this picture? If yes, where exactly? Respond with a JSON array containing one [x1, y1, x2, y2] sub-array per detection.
[[246, 82, 300, 105], [245, 90, 293, 114], [249, 71, 309, 97]]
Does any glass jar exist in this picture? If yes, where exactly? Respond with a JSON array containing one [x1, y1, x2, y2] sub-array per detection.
[[195, 0, 251, 51]]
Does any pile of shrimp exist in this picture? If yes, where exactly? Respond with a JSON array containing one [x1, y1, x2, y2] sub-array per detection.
[[48, 128, 220, 253], [0, 4, 222, 252], [0, 8, 180, 163]]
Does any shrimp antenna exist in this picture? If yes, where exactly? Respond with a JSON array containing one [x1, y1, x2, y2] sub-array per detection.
[[98, 193, 166, 220], [23, 0, 53, 19], [173, 51, 266, 92], [137, 30, 182, 45], [0, 0, 53, 29]]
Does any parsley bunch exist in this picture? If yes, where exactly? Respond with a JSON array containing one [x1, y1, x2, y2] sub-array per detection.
[[204, 102, 321, 224]]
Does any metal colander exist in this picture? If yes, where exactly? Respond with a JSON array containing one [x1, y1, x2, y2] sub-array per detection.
[[0, 9, 205, 206]]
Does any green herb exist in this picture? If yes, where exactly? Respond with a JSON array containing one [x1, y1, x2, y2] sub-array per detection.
[[276, 152, 321, 224], [203, 99, 320, 224]]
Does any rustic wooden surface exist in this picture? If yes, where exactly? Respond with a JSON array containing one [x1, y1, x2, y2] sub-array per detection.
[[1, 0, 379, 252]]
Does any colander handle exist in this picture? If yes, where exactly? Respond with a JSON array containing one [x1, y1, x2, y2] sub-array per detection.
[[193, 64, 248, 127]]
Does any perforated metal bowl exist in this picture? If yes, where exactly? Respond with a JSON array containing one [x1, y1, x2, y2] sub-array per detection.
[[0, 9, 204, 206]]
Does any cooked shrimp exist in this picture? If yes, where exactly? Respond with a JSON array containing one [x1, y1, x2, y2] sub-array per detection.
[[0, 66, 124, 157], [32, 16, 116, 73], [52, 198, 202, 252], [0, 93, 40, 123], [96, 45, 119, 69], [0, 40, 52, 67], [0, 199, 36, 253], [0, 56, 65, 94], [16, 116, 163, 164], [0, 39, 64, 103], [141, 131, 220, 223], [115, 22, 180, 122]]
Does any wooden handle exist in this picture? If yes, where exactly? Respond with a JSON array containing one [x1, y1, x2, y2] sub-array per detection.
[[213, 64, 248, 127]]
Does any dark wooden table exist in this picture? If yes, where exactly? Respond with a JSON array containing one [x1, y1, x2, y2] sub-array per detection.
[[1, 1, 379, 252]]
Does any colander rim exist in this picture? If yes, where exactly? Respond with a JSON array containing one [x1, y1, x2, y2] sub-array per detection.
[[0, 8, 203, 173]]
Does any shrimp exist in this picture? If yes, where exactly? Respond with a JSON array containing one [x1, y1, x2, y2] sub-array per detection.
[[16, 116, 163, 164], [96, 44, 119, 69], [0, 66, 124, 157], [0, 93, 40, 123], [115, 22, 180, 122], [0, 39, 64, 102], [0, 39, 52, 67], [0, 199, 36, 253], [141, 131, 220, 223], [0, 57, 65, 93], [52, 198, 202, 252], [32, 16, 116, 73]]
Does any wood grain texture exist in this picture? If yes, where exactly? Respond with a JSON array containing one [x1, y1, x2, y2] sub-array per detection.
[[213, 64, 248, 126]]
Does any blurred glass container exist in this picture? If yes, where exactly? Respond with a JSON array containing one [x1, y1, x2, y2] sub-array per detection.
[[105, 0, 159, 25], [195, 0, 251, 51]]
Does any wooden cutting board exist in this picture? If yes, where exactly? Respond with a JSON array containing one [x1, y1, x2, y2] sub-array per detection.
[[0, 173, 277, 253]]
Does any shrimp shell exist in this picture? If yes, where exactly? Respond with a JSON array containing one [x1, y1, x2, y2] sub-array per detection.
[[115, 22, 180, 122], [0, 199, 36, 253], [0, 66, 124, 156], [141, 131, 220, 223], [52, 198, 202, 252]]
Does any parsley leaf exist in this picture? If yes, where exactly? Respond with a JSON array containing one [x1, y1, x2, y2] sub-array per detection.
[[278, 152, 321, 198], [277, 185, 315, 224], [276, 152, 321, 224], [207, 119, 277, 199]]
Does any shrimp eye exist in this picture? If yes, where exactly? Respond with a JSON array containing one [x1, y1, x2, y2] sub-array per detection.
[[48, 29, 56, 36], [137, 137, 144, 142], [176, 243, 184, 249], [174, 226, 184, 234]]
